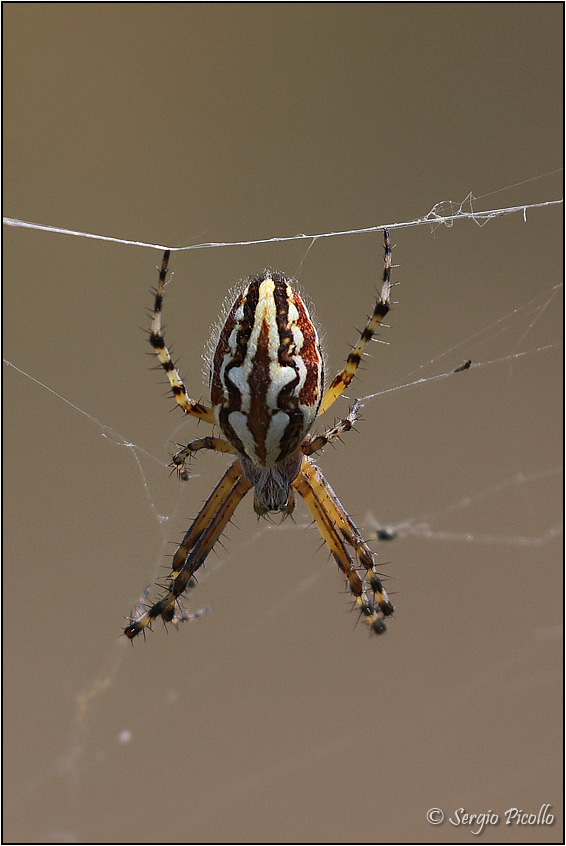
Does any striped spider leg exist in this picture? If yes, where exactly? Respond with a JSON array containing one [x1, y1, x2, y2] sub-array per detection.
[[124, 231, 394, 638], [318, 228, 392, 415], [125, 460, 251, 638], [149, 250, 216, 426], [294, 229, 395, 629], [171, 436, 237, 481], [128, 581, 212, 631]]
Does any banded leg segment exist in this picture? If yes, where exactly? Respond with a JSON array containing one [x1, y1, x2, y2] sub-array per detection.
[[150, 251, 215, 424], [125, 460, 252, 638], [172, 435, 237, 480], [302, 399, 362, 457], [318, 230, 392, 416], [298, 457, 394, 618], [292, 456, 393, 633]]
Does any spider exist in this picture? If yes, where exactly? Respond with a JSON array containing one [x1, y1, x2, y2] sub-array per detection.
[[124, 231, 395, 638]]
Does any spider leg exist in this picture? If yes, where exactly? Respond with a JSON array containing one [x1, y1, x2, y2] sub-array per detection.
[[172, 435, 237, 480], [150, 251, 215, 424], [298, 457, 394, 616], [125, 459, 252, 638], [318, 230, 392, 417], [292, 456, 393, 633], [302, 399, 362, 457]]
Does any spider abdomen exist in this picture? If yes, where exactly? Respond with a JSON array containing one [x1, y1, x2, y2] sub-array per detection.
[[211, 270, 323, 469]]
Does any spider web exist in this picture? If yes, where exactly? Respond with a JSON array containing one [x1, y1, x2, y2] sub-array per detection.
[[3, 183, 562, 841]]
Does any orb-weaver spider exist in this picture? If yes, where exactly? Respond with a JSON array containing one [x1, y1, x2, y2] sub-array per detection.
[[125, 231, 395, 638]]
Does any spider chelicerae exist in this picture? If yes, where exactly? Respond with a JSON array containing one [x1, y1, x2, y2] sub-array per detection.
[[125, 231, 395, 638]]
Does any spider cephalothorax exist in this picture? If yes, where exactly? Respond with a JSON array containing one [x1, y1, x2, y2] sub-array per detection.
[[125, 232, 395, 638]]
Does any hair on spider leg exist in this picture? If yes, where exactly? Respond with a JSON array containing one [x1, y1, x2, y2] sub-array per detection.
[[347, 597, 388, 636], [370, 336, 391, 346], [152, 584, 172, 599], [256, 509, 284, 526], [282, 508, 297, 525], [123, 616, 149, 642], [156, 560, 175, 573], [142, 581, 212, 631], [168, 461, 190, 482], [168, 450, 193, 481], [370, 565, 394, 587], [213, 536, 230, 554]]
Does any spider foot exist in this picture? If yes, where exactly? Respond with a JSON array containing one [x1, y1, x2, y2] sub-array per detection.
[[124, 614, 151, 639], [124, 577, 208, 639], [355, 594, 391, 635], [170, 446, 191, 481], [175, 463, 190, 482]]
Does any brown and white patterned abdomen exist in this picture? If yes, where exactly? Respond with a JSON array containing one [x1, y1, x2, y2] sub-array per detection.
[[211, 270, 324, 469]]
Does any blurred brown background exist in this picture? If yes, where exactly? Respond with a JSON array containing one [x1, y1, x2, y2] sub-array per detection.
[[3, 4, 562, 844]]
